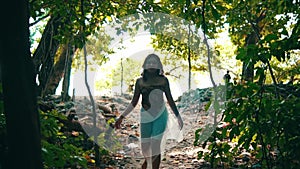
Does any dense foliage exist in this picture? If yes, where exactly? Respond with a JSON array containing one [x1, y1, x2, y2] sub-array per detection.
[[38, 97, 116, 168], [189, 0, 300, 168], [195, 82, 300, 168]]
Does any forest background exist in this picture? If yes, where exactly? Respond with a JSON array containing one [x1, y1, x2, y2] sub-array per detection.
[[0, 0, 299, 168]]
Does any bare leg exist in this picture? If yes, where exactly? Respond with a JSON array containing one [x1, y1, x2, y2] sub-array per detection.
[[141, 142, 151, 169], [151, 139, 162, 169], [142, 159, 147, 169], [152, 154, 161, 169]]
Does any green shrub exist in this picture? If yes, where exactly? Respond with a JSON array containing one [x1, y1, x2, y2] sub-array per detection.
[[195, 82, 300, 169]]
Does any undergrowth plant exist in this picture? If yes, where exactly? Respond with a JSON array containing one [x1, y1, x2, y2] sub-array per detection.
[[40, 110, 88, 168], [195, 76, 300, 168]]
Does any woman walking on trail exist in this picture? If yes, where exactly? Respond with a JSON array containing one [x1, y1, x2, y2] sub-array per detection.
[[115, 53, 184, 169]]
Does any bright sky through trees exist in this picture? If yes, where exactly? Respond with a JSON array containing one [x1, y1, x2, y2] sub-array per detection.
[[57, 33, 230, 98]]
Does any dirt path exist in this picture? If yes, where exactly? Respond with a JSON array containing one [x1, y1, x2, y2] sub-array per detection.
[[75, 95, 213, 169], [110, 124, 209, 169]]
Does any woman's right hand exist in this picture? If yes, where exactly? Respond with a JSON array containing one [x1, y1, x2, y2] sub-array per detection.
[[114, 116, 124, 129]]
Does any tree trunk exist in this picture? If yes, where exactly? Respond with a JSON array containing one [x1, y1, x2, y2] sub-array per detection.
[[242, 32, 257, 82], [33, 16, 61, 97], [242, 60, 254, 82], [188, 24, 192, 90], [120, 58, 124, 95], [62, 44, 74, 101], [43, 44, 69, 96], [241, 11, 266, 82], [0, 0, 43, 168]]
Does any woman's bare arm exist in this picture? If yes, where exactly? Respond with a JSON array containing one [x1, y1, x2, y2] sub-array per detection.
[[120, 78, 141, 117], [115, 79, 141, 129], [164, 77, 179, 117], [164, 77, 183, 129]]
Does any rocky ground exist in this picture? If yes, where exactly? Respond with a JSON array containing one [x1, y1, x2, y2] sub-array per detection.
[[40, 87, 256, 168], [73, 90, 220, 169]]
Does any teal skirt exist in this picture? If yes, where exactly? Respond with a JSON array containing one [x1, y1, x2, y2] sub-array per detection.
[[140, 106, 168, 140]]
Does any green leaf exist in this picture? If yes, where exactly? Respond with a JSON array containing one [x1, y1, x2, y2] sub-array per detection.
[[264, 34, 278, 42], [211, 7, 221, 20], [222, 143, 231, 153], [280, 28, 289, 36], [214, 2, 227, 11], [236, 47, 246, 60], [197, 151, 204, 159]]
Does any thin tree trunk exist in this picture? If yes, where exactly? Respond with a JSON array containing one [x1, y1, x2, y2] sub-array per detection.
[[188, 24, 192, 90], [62, 44, 74, 101], [121, 58, 123, 95], [80, 0, 100, 165], [0, 0, 43, 168], [83, 44, 100, 166]]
